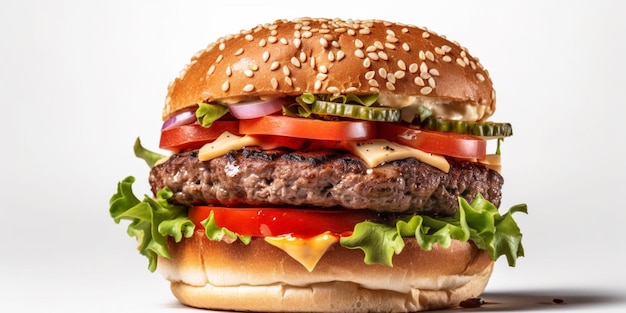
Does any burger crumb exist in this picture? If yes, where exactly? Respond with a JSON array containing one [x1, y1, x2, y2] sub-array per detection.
[[459, 297, 485, 308], [552, 298, 565, 304]]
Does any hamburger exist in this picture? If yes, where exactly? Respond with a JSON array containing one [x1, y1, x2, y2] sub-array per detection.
[[110, 17, 527, 312]]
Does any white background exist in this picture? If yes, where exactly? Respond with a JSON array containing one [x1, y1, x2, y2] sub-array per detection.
[[1, 0, 625, 312]]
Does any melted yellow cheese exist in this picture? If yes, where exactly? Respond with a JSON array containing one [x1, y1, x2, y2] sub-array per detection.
[[345, 139, 450, 172], [479, 154, 502, 173], [198, 131, 259, 161], [264, 232, 339, 272]]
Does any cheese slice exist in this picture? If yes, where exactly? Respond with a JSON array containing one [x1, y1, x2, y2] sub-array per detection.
[[198, 132, 260, 161], [264, 232, 339, 272], [479, 154, 502, 173], [345, 139, 450, 172]]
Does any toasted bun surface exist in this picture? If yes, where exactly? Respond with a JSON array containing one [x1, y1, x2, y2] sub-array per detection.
[[164, 18, 495, 121], [158, 231, 494, 312]]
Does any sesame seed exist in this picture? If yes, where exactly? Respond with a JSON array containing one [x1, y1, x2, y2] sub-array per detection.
[[378, 51, 388, 60], [355, 39, 364, 48], [378, 68, 387, 78], [456, 58, 466, 67], [369, 87, 380, 93], [285, 76, 293, 86], [347, 29, 356, 36], [422, 31, 430, 38], [331, 40, 340, 48], [299, 51, 307, 63], [386, 29, 396, 36], [420, 86, 433, 95], [420, 62, 428, 73], [368, 52, 379, 60], [363, 57, 371, 68], [336, 50, 346, 61], [442, 55, 452, 62], [318, 65, 328, 74], [409, 63, 418, 73], [302, 31, 312, 38], [291, 56, 301, 67], [310, 56, 316, 68], [368, 79, 379, 87], [327, 86, 340, 94], [225, 66, 232, 76], [316, 73, 328, 81], [425, 51, 435, 62], [365, 70, 375, 80], [386, 81, 396, 90], [419, 50, 426, 60], [385, 42, 396, 50], [374, 41, 384, 50], [359, 27, 371, 34], [345, 87, 358, 93], [280, 38, 288, 45], [268, 36, 277, 44], [428, 77, 436, 88], [259, 39, 267, 47], [244, 34, 254, 41], [394, 70, 406, 79], [354, 49, 365, 59], [215, 55, 223, 63], [442, 45, 452, 53], [270, 61, 280, 71], [435, 47, 444, 55], [398, 60, 406, 70], [244, 69, 254, 77], [294, 30, 301, 38], [271, 77, 278, 89], [283, 65, 290, 76], [402, 42, 410, 52], [320, 37, 329, 48], [366, 45, 376, 52], [328, 51, 335, 62], [413, 77, 425, 86], [243, 84, 255, 92], [219, 42, 226, 50], [314, 80, 322, 90], [386, 73, 396, 84], [476, 72, 485, 81], [294, 38, 301, 49], [221, 80, 230, 92], [386, 35, 398, 43], [262, 51, 270, 62], [429, 68, 439, 76], [207, 65, 216, 75], [420, 71, 431, 79]]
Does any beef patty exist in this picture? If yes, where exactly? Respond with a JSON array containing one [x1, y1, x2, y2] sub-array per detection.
[[149, 148, 503, 216]]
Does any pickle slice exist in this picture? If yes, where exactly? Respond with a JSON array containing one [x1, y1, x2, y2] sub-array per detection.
[[423, 117, 513, 137], [312, 101, 401, 122]]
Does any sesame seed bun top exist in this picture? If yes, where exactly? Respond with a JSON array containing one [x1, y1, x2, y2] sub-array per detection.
[[163, 17, 495, 121]]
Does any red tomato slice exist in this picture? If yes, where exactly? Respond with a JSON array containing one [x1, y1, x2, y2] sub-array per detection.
[[239, 115, 376, 141], [188, 206, 380, 237], [159, 121, 239, 151], [378, 123, 486, 159]]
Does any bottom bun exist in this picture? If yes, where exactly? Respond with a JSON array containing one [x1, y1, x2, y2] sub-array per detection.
[[158, 230, 494, 312]]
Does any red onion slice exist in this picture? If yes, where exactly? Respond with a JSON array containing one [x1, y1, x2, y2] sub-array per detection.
[[228, 98, 288, 119], [161, 110, 197, 130]]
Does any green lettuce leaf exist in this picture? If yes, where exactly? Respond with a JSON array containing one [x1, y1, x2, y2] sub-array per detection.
[[196, 102, 229, 127], [109, 176, 195, 272], [201, 211, 252, 245], [133, 137, 165, 168], [340, 194, 527, 267]]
